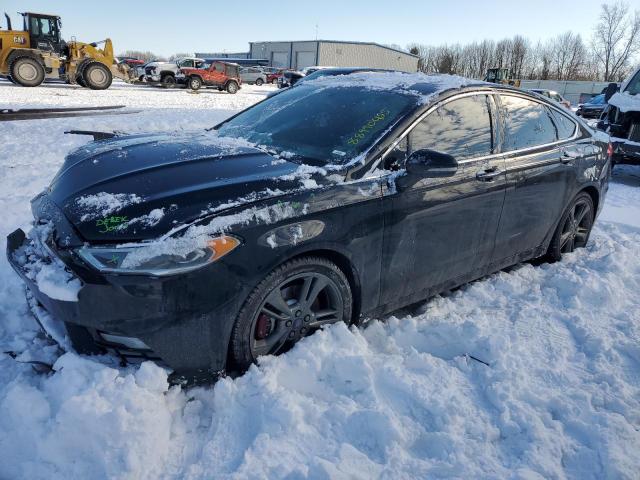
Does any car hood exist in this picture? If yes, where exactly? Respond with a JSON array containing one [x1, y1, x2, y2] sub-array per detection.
[[44, 132, 305, 243]]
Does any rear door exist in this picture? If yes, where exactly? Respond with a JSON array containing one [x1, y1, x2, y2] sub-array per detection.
[[492, 93, 579, 264], [379, 93, 506, 307]]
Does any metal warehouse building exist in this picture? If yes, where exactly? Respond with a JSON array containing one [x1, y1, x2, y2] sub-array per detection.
[[249, 40, 418, 72]]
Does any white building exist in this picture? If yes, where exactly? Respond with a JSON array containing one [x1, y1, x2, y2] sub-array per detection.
[[249, 40, 419, 72]]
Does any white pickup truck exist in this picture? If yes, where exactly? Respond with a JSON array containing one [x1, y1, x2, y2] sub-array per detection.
[[598, 67, 640, 165], [144, 57, 205, 87]]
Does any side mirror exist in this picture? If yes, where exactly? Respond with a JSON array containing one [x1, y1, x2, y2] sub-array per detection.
[[407, 149, 458, 177], [396, 149, 458, 189], [604, 83, 618, 103]]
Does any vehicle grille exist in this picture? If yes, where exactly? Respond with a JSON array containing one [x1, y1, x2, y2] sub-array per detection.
[[629, 123, 640, 142]]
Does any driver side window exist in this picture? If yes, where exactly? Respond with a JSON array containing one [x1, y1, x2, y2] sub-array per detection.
[[409, 95, 494, 161]]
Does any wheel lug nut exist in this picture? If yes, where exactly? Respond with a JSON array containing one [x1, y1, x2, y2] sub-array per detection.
[[304, 315, 310, 322], [285, 320, 292, 327], [301, 327, 307, 334], [288, 331, 296, 338], [295, 310, 302, 317]]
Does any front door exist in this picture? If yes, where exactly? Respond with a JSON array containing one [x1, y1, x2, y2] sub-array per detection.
[[380, 93, 506, 308]]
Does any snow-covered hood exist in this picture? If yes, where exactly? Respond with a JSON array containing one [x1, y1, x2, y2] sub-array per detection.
[[608, 92, 640, 113], [44, 133, 304, 243]]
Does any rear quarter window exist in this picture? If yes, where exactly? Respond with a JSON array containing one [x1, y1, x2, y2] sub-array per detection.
[[501, 95, 558, 151], [549, 108, 577, 140]]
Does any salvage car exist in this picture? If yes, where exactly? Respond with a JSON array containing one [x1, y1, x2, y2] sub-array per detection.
[[144, 57, 205, 87], [597, 67, 640, 164], [7, 73, 610, 384], [529, 88, 571, 109], [576, 94, 607, 119], [179, 60, 242, 93]]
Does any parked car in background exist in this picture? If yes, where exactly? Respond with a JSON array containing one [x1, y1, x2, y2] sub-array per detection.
[[178, 60, 242, 93], [277, 70, 305, 88], [145, 57, 205, 87], [239, 67, 267, 85], [7, 73, 610, 384], [263, 67, 284, 84], [576, 94, 607, 119], [530, 89, 571, 109], [118, 57, 145, 68], [598, 66, 640, 165]]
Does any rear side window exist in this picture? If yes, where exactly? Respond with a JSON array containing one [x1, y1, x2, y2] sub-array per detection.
[[410, 95, 493, 160], [501, 95, 557, 151], [549, 109, 577, 140]]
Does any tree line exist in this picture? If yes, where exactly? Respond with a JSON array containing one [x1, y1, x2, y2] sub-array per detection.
[[407, 1, 639, 82]]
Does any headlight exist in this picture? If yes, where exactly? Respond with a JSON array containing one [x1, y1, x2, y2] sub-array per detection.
[[77, 235, 240, 276]]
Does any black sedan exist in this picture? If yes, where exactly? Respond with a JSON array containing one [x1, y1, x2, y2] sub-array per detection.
[[576, 94, 607, 119], [7, 73, 611, 384]]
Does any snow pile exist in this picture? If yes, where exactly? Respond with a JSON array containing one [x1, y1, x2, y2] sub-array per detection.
[[76, 192, 143, 221]]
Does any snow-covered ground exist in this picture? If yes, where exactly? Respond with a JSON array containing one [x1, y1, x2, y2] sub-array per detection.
[[1, 79, 639, 479]]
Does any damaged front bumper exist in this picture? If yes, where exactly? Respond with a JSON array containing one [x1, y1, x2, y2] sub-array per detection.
[[6, 228, 243, 385]]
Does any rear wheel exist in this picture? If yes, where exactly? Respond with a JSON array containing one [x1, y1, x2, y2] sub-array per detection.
[[547, 192, 595, 262], [188, 76, 202, 90], [271, 78, 278, 84], [161, 74, 176, 88], [83, 62, 112, 90], [226, 80, 239, 94], [230, 257, 353, 371], [9, 57, 45, 87], [255, 78, 264, 86]]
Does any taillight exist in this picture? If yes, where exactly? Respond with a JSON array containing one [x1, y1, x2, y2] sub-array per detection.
[[607, 142, 613, 158]]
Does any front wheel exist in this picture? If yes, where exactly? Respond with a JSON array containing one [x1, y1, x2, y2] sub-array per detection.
[[546, 192, 595, 262], [83, 62, 113, 90], [255, 78, 264, 86], [226, 81, 239, 94], [229, 257, 353, 371]]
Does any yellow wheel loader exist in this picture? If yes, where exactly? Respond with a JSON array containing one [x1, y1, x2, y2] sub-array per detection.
[[483, 68, 521, 88], [0, 12, 134, 89]]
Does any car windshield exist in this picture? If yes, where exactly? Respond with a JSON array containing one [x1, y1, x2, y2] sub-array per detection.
[[625, 70, 640, 95], [216, 84, 416, 165]]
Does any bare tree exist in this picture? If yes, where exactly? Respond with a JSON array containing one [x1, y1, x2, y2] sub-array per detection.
[[592, 1, 640, 81], [117, 50, 164, 62]]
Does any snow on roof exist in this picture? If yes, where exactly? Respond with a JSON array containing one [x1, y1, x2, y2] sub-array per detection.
[[608, 92, 640, 113], [303, 71, 479, 102]]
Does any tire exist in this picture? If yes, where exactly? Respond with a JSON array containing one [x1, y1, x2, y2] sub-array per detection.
[[9, 56, 45, 87], [82, 62, 112, 90], [161, 74, 176, 88], [230, 256, 353, 371], [226, 81, 239, 94], [546, 192, 595, 262], [271, 78, 278, 84], [255, 78, 264, 86], [188, 76, 202, 90]]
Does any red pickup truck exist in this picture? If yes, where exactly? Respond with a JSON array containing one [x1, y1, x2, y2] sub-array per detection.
[[178, 61, 242, 94]]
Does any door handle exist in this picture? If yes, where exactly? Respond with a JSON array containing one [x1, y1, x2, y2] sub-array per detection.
[[561, 149, 580, 163], [476, 167, 502, 181]]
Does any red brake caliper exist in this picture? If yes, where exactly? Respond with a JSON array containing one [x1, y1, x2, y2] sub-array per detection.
[[255, 314, 271, 340]]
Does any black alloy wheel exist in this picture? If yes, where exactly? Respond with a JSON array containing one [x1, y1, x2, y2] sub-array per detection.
[[547, 192, 594, 261], [230, 257, 352, 370]]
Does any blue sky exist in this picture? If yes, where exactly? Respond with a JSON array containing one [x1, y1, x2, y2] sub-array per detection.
[[3, 0, 605, 56]]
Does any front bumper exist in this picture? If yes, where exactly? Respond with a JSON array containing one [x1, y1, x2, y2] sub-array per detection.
[[6, 228, 246, 384], [612, 138, 640, 164]]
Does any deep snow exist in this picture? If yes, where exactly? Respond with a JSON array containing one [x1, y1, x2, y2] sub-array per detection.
[[1, 79, 639, 480]]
